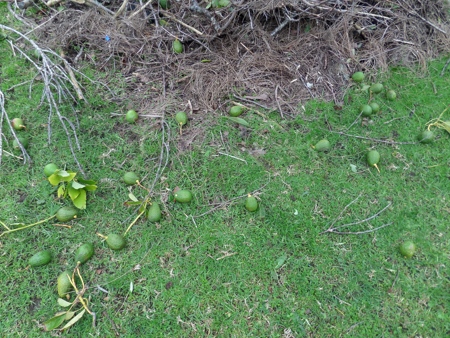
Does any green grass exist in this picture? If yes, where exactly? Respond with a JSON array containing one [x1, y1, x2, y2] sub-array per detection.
[[1, 14, 449, 338]]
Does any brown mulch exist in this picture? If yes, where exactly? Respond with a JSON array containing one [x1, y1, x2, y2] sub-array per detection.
[[26, 0, 450, 117]]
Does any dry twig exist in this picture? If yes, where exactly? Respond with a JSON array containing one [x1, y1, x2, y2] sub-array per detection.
[[320, 194, 393, 235]]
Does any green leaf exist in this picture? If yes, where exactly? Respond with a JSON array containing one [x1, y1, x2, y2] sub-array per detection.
[[224, 116, 250, 127], [71, 181, 86, 190], [138, 202, 148, 214], [83, 184, 97, 192], [350, 164, 357, 173], [68, 185, 80, 201], [57, 171, 77, 182], [77, 178, 96, 185], [44, 313, 66, 331], [275, 253, 287, 270], [65, 311, 75, 320], [57, 298, 73, 307], [72, 189, 86, 209], [48, 173, 63, 186], [57, 185, 66, 198], [77, 178, 97, 192], [128, 193, 138, 202], [361, 84, 370, 92], [61, 309, 85, 331]]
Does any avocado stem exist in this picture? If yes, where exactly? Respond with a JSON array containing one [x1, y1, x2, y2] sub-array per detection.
[[124, 204, 147, 236], [0, 214, 56, 237], [374, 163, 380, 173], [96, 232, 107, 240], [0, 220, 11, 231]]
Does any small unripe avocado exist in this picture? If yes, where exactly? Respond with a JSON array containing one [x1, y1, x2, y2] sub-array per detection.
[[12, 137, 29, 150], [123, 172, 139, 185], [360, 104, 373, 117], [314, 139, 331, 152], [173, 40, 183, 54], [399, 241, 416, 258], [175, 112, 188, 126], [174, 190, 193, 203], [367, 150, 380, 172], [44, 163, 59, 177], [370, 83, 384, 94], [12, 118, 25, 130], [75, 243, 94, 264], [245, 195, 258, 212], [57, 271, 72, 298], [106, 234, 126, 250], [125, 110, 138, 123], [147, 202, 162, 222], [229, 106, 244, 117], [29, 250, 52, 267], [369, 102, 380, 114], [351, 71, 364, 83], [386, 90, 397, 101], [55, 206, 78, 222], [418, 130, 434, 144]]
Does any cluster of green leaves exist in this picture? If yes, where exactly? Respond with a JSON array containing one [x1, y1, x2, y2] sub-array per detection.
[[48, 170, 97, 210]]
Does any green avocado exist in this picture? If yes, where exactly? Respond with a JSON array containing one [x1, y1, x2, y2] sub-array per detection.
[[29, 250, 52, 267], [57, 271, 72, 298], [75, 243, 94, 264], [106, 234, 126, 251], [55, 206, 78, 222], [147, 202, 162, 222], [174, 190, 192, 203], [314, 139, 331, 152], [245, 195, 258, 212]]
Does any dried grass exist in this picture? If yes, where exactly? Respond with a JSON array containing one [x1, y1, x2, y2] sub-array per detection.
[[29, 0, 450, 116]]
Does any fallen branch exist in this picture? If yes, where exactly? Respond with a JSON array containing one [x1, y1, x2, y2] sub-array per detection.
[[320, 194, 393, 235], [0, 24, 112, 174], [327, 129, 418, 145]]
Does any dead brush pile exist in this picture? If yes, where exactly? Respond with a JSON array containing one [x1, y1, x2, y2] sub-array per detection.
[[14, 0, 450, 115]]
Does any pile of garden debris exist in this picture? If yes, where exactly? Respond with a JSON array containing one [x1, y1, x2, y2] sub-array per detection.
[[6, 0, 450, 116]]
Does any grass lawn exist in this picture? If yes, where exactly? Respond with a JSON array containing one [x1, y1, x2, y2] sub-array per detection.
[[1, 11, 449, 338]]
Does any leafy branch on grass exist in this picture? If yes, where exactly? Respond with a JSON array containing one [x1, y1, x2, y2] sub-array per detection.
[[320, 193, 393, 235], [43, 266, 95, 331], [426, 105, 450, 133], [48, 169, 97, 210]]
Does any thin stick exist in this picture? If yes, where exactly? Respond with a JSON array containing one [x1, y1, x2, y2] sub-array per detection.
[[332, 202, 392, 230], [114, 0, 129, 19], [160, 10, 203, 36], [123, 201, 148, 236], [0, 215, 56, 237], [0, 220, 11, 231], [128, 0, 153, 19], [346, 112, 363, 131], [275, 85, 284, 119], [322, 193, 362, 233], [217, 151, 247, 164], [328, 130, 417, 145], [440, 58, 450, 77], [326, 222, 393, 235], [61, 51, 84, 100]]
